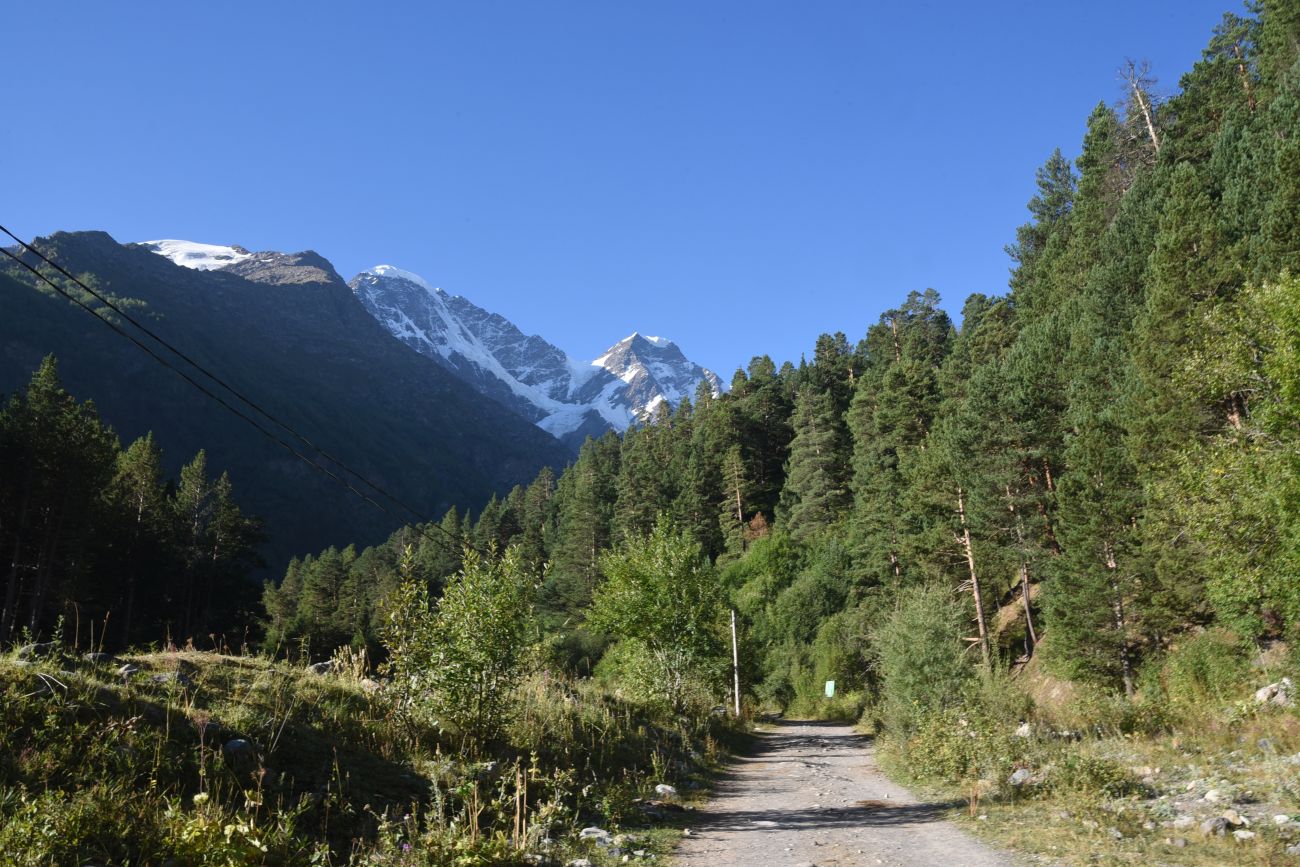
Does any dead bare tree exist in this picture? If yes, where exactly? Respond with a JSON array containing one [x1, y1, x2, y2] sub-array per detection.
[[1122, 59, 1162, 155]]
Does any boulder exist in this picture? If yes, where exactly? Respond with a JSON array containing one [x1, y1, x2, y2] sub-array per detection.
[[1008, 768, 1032, 787], [222, 738, 259, 774], [1254, 677, 1294, 707], [17, 642, 57, 661], [307, 661, 334, 675], [654, 783, 678, 798], [1201, 817, 1229, 836], [579, 827, 612, 846]]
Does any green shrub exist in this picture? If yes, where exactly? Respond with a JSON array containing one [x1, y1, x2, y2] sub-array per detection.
[[1046, 752, 1141, 798], [1152, 628, 1252, 711], [873, 584, 973, 737], [382, 544, 539, 751]]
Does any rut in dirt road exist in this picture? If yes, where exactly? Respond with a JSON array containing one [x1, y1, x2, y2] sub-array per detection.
[[673, 720, 1013, 866]]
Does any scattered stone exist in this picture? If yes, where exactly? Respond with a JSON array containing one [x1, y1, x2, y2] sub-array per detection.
[[82, 652, 113, 665], [1008, 768, 1032, 787], [1142, 821, 1156, 831], [1234, 829, 1257, 841], [117, 663, 140, 678], [1082, 819, 1100, 830], [1221, 809, 1248, 827], [1275, 814, 1293, 825], [222, 738, 258, 773], [1014, 721, 1032, 738], [17, 642, 57, 660], [1171, 816, 1196, 831], [151, 671, 195, 688], [1203, 788, 1223, 803], [307, 661, 333, 675], [682, 829, 692, 836], [1171, 837, 1187, 848], [566, 860, 592, 867], [654, 783, 678, 797], [579, 827, 611, 846], [1258, 737, 1277, 754], [358, 678, 381, 693], [1288, 843, 1300, 856], [1254, 677, 1294, 707], [1201, 817, 1229, 836]]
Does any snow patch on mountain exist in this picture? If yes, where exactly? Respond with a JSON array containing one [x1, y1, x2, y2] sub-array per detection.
[[366, 264, 432, 291], [137, 240, 252, 270]]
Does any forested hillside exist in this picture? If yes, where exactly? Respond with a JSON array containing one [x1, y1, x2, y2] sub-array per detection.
[[268, 0, 1300, 700]]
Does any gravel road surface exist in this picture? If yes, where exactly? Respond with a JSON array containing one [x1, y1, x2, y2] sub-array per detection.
[[672, 720, 1014, 866]]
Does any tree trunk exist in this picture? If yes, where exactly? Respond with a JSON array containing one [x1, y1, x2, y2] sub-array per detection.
[[956, 486, 991, 667], [1232, 43, 1257, 112], [1004, 485, 1038, 656], [1125, 61, 1162, 154], [1020, 563, 1037, 652], [1, 481, 35, 644], [1103, 542, 1135, 698], [27, 501, 68, 636]]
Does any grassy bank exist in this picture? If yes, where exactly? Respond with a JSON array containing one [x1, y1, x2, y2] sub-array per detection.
[[872, 636, 1300, 865], [0, 647, 739, 865]]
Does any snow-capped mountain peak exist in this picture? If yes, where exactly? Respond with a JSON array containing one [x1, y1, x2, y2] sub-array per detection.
[[365, 264, 433, 292], [349, 267, 722, 450], [137, 239, 252, 270]]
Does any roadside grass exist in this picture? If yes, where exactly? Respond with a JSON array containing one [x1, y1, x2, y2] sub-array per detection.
[[0, 647, 739, 865], [873, 652, 1300, 866]]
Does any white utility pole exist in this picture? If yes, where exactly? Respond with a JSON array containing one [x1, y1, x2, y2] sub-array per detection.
[[731, 608, 741, 717]]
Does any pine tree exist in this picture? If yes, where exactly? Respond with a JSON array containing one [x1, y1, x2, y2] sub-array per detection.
[[0, 356, 118, 643], [778, 387, 850, 538], [111, 433, 169, 644]]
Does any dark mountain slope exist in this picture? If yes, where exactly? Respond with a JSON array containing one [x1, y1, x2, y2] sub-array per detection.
[[0, 231, 571, 567]]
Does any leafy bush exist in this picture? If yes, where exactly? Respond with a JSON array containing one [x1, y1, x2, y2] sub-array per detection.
[[588, 518, 728, 712], [382, 544, 539, 751]]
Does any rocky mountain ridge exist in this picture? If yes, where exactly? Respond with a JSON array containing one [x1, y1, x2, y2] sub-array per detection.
[[348, 265, 723, 450]]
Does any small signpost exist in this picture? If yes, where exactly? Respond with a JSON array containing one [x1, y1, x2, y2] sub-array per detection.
[[825, 680, 835, 698]]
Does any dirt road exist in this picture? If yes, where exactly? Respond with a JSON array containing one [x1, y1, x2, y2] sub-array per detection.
[[673, 720, 1013, 866]]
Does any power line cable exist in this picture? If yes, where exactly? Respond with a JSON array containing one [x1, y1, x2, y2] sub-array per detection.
[[0, 231, 469, 553], [0, 224, 455, 539]]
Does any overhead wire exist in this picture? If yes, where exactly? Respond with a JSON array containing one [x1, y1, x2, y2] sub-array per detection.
[[0, 227, 470, 554]]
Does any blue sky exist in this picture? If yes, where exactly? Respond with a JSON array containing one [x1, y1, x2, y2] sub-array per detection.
[[8, 1, 1237, 377]]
